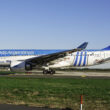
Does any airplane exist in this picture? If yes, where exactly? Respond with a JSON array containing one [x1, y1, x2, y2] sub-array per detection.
[[0, 42, 110, 74]]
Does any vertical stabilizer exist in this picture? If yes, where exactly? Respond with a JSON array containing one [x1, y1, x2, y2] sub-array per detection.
[[102, 46, 110, 50]]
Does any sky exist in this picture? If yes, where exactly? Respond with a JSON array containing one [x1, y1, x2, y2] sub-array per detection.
[[0, 0, 110, 49]]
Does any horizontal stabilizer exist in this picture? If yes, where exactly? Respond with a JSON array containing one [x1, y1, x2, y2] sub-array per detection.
[[102, 46, 110, 50]]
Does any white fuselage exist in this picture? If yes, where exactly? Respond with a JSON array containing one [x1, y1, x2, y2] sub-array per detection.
[[0, 50, 110, 69], [48, 50, 110, 68]]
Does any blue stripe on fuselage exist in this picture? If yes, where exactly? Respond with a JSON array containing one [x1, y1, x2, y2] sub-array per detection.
[[74, 52, 79, 66], [83, 51, 87, 66], [78, 52, 83, 66]]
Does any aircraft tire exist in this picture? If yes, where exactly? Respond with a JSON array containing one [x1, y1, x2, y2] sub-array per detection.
[[50, 69, 55, 74], [43, 69, 55, 74], [43, 70, 48, 74]]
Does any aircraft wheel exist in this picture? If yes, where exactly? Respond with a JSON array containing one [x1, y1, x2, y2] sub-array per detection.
[[50, 69, 55, 74], [43, 70, 48, 74], [43, 69, 55, 74]]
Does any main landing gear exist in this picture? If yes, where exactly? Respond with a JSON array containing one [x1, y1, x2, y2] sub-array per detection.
[[43, 69, 55, 74]]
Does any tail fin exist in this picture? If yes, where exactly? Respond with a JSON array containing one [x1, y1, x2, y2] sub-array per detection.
[[77, 42, 88, 50], [102, 46, 110, 50]]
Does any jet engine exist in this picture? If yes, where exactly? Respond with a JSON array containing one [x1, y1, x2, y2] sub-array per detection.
[[10, 61, 32, 72], [25, 63, 32, 71]]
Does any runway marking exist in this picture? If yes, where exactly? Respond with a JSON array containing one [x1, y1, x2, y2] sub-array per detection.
[[81, 75, 86, 78]]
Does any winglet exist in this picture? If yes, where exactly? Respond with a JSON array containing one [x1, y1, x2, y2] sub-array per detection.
[[77, 42, 88, 50]]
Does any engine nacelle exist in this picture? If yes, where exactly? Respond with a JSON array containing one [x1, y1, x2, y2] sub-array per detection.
[[25, 63, 32, 71], [10, 61, 32, 72]]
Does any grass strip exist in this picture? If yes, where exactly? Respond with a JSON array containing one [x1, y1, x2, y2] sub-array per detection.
[[0, 77, 109, 110]]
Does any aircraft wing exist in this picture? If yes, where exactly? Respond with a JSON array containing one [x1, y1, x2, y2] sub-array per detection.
[[26, 42, 88, 66], [97, 57, 110, 64], [95, 57, 110, 65], [103, 57, 110, 62]]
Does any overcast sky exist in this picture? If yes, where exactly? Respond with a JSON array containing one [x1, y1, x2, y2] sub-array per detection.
[[0, 0, 110, 49]]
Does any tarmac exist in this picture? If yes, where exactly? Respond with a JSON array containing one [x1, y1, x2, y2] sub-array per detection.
[[0, 104, 60, 110], [1, 71, 110, 79]]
